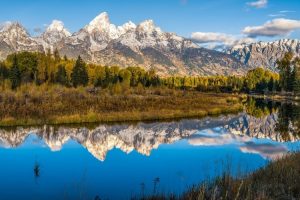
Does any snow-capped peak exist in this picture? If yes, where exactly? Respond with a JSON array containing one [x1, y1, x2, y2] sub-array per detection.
[[40, 20, 71, 48], [120, 21, 136, 32], [138, 20, 160, 33], [46, 20, 71, 37], [0, 21, 13, 32], [0, 21, 26, 33], [0, 21, 30, 39], [86, 12, 111, 33]]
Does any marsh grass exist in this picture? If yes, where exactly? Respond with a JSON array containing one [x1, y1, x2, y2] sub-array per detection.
[[0, 85, 243, 126], [137, 152, 300, 200]]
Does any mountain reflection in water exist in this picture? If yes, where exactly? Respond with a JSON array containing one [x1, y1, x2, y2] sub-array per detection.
[[0, 99, 300, 199], [0, 99, 299, 161]]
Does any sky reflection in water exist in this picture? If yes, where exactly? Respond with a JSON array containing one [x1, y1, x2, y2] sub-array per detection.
[[0, 103, 299, 200]]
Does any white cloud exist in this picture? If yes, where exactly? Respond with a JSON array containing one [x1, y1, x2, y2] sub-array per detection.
[[191, 32, 235, 44], [188, 132, 251, 146], [243, 18, 300, 37], [247, 0, 268, 8], [191, 32, 255, 49], [240, 142, 288, 160]]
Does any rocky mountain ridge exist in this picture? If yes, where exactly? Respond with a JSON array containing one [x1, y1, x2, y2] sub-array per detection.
[[0, 12, 245, 76], [227, 39, 300, 71]]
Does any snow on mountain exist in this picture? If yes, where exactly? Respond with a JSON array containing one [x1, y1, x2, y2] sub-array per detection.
[[43, 20, 71, 41], [0, 21, 15, 32], [47, 20, 71, 36], [36, 20, 72, 51], [227, 39, 300, 71], [85, 12, 121, 40], [0, 22, 43, 58], [0, 12, 246, 76]]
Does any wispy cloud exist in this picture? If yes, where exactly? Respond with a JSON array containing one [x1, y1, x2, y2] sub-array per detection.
[[268, 14, 285, 18], [247, 0, 268, 8], [243, 18, 300, 37], [190, 32, 255, 49], [280, 10, 296, 13], [268, 10, 296, 18]]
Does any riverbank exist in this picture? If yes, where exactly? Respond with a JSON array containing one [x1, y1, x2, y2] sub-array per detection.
[[0, 85, 245, 127], [249, 92, 300, 103], [140, 152, 300, 200]]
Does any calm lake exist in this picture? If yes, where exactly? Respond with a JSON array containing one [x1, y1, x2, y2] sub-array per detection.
[[0, 99, 300, 200]]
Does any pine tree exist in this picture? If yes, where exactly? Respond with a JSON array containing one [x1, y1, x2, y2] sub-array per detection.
[[268, 77, 275, 92], [71, 56, 89, 87], [293, 57, 300, 94], [55, 65, 68, 86], [53, 48, 61, 63], [9, 55, 21, 90], [0, 62, 8, 80], [277, 52, 294, 92], [0, 62, 8, 89]]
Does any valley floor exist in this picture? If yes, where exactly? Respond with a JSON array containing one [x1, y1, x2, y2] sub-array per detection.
[[0, 85, 244, 127]]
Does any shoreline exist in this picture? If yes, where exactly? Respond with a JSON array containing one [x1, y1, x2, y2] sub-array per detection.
[[142, 152, 300, 200], [0, 104, 243, 127], [249, 93, 300, 103]]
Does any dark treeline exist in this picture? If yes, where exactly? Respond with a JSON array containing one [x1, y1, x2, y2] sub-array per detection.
[[0, 51, 161, 92], [245, 97, 300, 141], [0, 51, 280, 93], [277, 52, 300, 93]]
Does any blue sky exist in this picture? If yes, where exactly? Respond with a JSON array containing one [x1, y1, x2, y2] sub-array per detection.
[[0, 0, 299, 46]]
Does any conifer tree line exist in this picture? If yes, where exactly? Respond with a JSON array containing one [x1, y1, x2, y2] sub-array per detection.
[[276, 52, 300, 93], [0, 50, 294, 94]]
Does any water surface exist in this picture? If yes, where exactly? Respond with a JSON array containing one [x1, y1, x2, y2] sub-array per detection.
[[0, 99, 300, 200]]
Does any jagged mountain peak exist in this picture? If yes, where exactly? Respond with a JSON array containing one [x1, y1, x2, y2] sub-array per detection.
[[39, 20, 71, 49], [228, 39, 300, 70], [86, 12, 111, 33], [0, 13, 246, 76], [119, 21, 136, 32], [0, 21, 28, 34], [0, 21, 43, 54], [45, 20, 71, 37], [81, 12, 124, 42], [0, 21, 13, 32], [137, 19, 162, 34]]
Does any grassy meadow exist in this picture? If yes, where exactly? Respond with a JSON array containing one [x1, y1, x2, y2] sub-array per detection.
[[0, 84, 244, 126]]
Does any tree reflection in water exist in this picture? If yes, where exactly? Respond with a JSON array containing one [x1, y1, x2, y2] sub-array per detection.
[[246, 97, 300, 142]]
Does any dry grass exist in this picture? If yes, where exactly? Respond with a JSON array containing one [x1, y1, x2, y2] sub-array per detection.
[[0, 84, 243, 126], [139, 152, 300, 200]]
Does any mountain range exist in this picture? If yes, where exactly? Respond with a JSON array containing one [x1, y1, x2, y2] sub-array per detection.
[[227, 39, 300, 71], [0, 12, 299, 75], [0, 12, 246, 76]]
